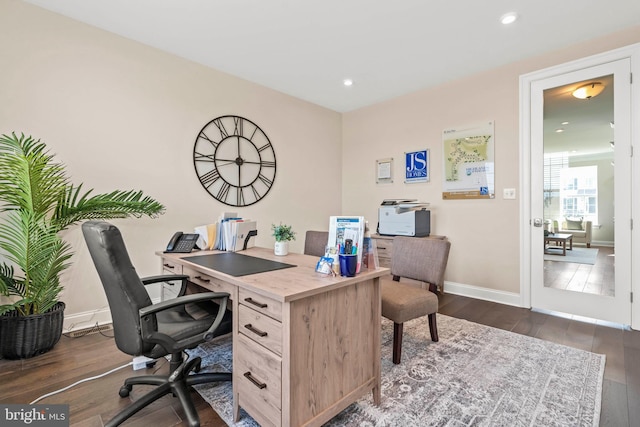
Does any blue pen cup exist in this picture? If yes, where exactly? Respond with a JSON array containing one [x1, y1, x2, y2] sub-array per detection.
[[339, 254, 357, 277]]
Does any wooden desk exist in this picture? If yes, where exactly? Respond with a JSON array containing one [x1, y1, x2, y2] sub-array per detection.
[[158, 247, 388, 427]]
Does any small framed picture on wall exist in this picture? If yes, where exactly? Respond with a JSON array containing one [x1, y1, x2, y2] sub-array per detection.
[[405, 149, 429, 183], [376, 158, 393, 184]]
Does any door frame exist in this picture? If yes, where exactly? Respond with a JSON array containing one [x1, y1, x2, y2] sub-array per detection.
[[519, 42, 640, 329]]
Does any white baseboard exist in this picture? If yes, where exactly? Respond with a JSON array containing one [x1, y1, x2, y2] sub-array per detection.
[[444, 281, 524, 307], [62, 297, 162, 333], [62, 307, 113, 333]]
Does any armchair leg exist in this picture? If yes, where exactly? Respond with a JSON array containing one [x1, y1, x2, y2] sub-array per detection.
[[428, 313, 439, 342], [587, 243, 591, 248], [392, 322, 404, 364]]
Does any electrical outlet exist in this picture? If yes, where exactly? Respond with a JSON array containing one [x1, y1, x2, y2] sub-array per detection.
[[503, 188, 516, 199]]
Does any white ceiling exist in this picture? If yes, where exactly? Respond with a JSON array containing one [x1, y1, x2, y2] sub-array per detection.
[[21, 0, 640, 113]]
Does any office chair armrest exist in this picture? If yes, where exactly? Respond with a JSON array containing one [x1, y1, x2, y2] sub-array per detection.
[[140, 274, 189, 296], [139, 292, 230, 349], [139, 292, 229, 317], [140, 274, 190, 285]]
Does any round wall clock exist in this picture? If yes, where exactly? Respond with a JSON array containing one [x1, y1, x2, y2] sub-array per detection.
[[193, 115, 277, 207]]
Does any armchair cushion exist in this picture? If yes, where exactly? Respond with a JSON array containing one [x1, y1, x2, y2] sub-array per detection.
[[565, 217, 584, 230]]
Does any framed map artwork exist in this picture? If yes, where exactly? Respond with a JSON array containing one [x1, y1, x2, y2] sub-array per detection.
[[442, 121, 495, 199]]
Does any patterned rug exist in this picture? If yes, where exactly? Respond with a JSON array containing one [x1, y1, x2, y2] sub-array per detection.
[[188, 314, 605, 427]]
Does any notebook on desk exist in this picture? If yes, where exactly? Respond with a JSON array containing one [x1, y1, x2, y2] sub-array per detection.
[[183, 252, 295, 277]]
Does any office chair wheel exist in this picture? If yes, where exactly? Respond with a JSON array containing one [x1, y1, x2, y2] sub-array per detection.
[[119, 385, 132, 398]]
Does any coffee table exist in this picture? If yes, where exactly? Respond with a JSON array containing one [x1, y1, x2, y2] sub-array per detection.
[[544, 233, 573, 256]]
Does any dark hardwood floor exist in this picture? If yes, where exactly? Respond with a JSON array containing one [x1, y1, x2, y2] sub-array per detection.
[[1, 292, 638, 426], [545, 245, 615, 296]]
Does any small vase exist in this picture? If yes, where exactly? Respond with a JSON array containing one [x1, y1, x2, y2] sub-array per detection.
[[274, 241, 289, 256]]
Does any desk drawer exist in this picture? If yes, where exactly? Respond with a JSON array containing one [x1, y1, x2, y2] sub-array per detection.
[[374, 239, 393, 259], [239, 288, 282, 322], [238, 304, 282, 356], [161, 258, 183, 275], [184, 267, 234, 296], [236, 334, 282, 427]]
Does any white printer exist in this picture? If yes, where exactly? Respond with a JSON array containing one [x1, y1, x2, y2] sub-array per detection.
[[377, 199, 431, 237]]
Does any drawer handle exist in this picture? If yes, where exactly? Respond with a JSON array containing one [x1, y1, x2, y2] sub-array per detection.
[[193, 275, 210, 283], [163, 263, 174, 269], [378, 246, 387, 250], [244, 323, 267, 337], [244, 297, 267, 309], [243, 372, 267, 389]]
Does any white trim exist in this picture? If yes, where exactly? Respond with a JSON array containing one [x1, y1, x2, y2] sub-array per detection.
[[520, 42, 640, 328], [62, 297, 162, 333], [62, 307, 112, 333], [444, 281, 523, 307]]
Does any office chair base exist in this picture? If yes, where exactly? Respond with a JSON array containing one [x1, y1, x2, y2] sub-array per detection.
[[105, 356, 231, 427]]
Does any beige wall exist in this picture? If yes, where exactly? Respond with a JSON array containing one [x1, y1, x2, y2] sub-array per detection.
[[0, 0, 342, 329], [342, 26, 640, 295], [2, 0, 639, 328]]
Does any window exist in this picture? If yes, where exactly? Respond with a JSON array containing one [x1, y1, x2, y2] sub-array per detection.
[[559, 165, 598, 223]]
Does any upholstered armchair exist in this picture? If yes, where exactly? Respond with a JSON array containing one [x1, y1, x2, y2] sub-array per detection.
[[552, 219, 592, 247]]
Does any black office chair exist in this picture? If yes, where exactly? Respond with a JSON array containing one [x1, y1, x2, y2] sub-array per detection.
[[82, 221, 232, 427]]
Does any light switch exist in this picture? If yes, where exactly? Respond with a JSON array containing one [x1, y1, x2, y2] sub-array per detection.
[[503, 188, 516, 199]]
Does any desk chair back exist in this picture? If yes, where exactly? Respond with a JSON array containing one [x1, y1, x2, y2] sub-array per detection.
[[82, 221, 153, 356], [304, 230, 329, 257], [381, 236, 451, 364], [391, 237, 450, 291]]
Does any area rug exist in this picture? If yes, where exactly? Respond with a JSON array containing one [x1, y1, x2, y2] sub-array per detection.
[[188, 314, 605, 427], [544, 247, 599, 265]]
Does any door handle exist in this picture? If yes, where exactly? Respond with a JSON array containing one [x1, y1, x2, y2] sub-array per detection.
[[533, 218, 543, 227]]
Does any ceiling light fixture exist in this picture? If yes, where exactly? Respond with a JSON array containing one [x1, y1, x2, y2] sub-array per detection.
[[555, 129, 564, 133], [500, 12, 518, 25], [572, 82, 605, 99], [343, 79, 354, 87]]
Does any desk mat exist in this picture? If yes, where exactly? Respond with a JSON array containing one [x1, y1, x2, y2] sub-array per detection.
[[183, 252, 296, 277]]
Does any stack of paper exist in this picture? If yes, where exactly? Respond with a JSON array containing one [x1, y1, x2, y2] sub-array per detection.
[[196, 212, 257, 252]]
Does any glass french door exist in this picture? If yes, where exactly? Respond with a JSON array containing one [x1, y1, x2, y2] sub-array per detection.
[[530, 59, 631, 324]]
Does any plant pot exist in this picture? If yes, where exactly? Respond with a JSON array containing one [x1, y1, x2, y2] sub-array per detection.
[[0, 301, 65, 359], [274, 241, 289, 256]]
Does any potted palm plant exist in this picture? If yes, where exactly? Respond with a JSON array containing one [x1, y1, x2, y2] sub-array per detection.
[[271, 223, 296, 256], [0, 133, 165, 359]]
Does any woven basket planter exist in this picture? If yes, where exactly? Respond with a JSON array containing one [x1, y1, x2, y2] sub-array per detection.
[[0, 301, 65, 359]]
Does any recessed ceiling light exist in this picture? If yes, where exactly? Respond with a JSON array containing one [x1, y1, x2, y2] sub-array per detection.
[[555, 129, 564, 133], [343, 79, 354, 87], [500, 12, 518, 25], [561, 121, 569, 125]]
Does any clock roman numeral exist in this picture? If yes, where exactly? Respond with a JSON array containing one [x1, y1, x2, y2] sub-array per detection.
[[194, 151, 215, 162], [257, 142, 272, 153], [199, 169, 220, 187], [250, 184, 261, 200], [233, 117, 244, 136], [217, 181, 231, 202], [261, 160, 276, 168], [213, 119, 229, 139], [237, 187, 245, 206], [258, 173, 273, 187], [198, 131, 219, 148]]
